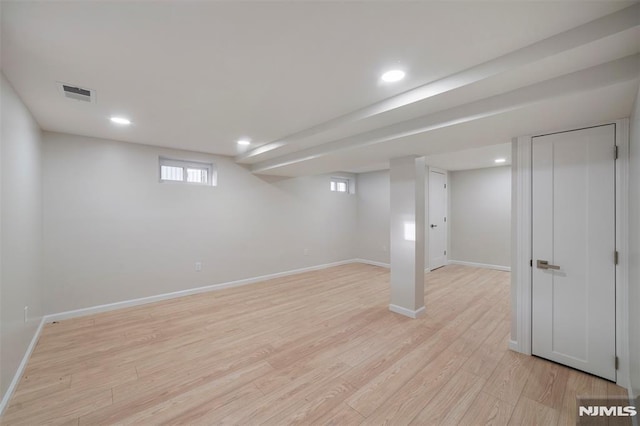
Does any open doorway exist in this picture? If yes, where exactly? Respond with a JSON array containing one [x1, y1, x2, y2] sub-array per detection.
[[426, 144, 512, 273]]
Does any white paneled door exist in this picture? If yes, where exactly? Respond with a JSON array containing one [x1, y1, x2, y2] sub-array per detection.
[[429, 170, 447, 270], [532, 124, 616, 381]]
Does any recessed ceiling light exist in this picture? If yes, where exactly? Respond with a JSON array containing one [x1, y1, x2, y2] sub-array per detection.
[[237, 139, 251, 146], [381, 70, 405, 82], [110, 116, 131, 125], [495, 158, 506, 163]]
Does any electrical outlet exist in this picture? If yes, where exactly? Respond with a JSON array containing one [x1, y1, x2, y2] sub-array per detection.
[[24, 306, 28, 323], [303, 248, 310, 256], [195, 262, 202, 272]]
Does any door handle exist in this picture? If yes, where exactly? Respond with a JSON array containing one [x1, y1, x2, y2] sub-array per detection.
[[430, 224, 437, 228], [537, 260, 560, 270]]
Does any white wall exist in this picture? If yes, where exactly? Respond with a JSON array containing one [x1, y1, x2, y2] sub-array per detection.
[[356, 170, 390, 265], [42, 132, 357, 314], [628, 85, 640, 398], [0, 74, 43, 399], [449, 166, 511, 268]]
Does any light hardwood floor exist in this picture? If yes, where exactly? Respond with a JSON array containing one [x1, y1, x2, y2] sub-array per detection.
[[1, 264, 628, 425]]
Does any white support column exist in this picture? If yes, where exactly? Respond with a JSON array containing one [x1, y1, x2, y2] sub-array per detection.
[[389, 156, 426, 318]]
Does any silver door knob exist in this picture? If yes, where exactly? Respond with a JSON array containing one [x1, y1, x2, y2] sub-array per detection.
[[430, 224, 437, 228]]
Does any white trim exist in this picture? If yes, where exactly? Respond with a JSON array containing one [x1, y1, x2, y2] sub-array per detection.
[[512, 120, 631, 391], [509, 340, 519, 352], [44, 254, 440, 323], [354, 258, 433, 274], [447, 260, 511, 272], [615, 118, 631, 390], [0, 317, 46, 416], [427, 166, 448, 174], [513, 135, 533, 355], [354, 258, 390, 269], [45, 259, 355, 323], [389, 304, 426, 319]]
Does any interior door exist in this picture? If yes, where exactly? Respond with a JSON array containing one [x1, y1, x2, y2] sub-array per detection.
[[429, 170, 447, 270], [532, 124, 616, 381]]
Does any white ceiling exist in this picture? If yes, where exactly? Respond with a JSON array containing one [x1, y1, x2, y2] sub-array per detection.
[[2, 1, 639, 175]]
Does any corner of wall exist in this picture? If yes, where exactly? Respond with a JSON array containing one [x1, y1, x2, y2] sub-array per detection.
[[0, 72, 45, 413]]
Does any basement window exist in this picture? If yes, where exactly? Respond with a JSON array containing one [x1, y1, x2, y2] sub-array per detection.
[[330, 177, 350, 193], [159, 157, 216, 186]]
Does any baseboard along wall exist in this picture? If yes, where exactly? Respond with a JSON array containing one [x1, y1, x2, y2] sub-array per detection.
[[448, 259, 511, 272]]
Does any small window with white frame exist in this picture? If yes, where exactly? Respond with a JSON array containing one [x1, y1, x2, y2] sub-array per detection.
[[330, 177, 350, 193], [159, 157, 216, 186]]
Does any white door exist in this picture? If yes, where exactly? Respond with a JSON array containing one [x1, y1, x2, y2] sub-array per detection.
[[532, 124, 616, 381], [429, 170, 447, 270]]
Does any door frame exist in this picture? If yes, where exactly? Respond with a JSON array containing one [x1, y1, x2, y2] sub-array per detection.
[[511, 118, 630, 389], [427, 167, 448, 271]]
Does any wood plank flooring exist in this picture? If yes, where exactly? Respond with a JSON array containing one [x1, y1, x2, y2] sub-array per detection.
[[1, 263, 628, 425]]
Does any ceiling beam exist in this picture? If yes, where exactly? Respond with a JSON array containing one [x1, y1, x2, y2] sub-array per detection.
[[251, 54, 639, 174], [238, 3, 639, 164]]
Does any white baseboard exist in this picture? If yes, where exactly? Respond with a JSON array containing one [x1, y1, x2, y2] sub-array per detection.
[[448, 259, 511, 272], [354, 258, 390, 268], [45, 259, 357, 323], [389, 304, 426, 319], [0, 317, 46, 416], [509, 339, 519, 352], [356, 259, 431, 273]]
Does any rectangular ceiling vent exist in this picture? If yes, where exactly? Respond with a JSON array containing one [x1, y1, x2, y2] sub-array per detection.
[[56, 82, 96, 103]]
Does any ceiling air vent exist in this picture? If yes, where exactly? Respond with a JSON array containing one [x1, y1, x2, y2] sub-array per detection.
[[56, 82, 96, 103]]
